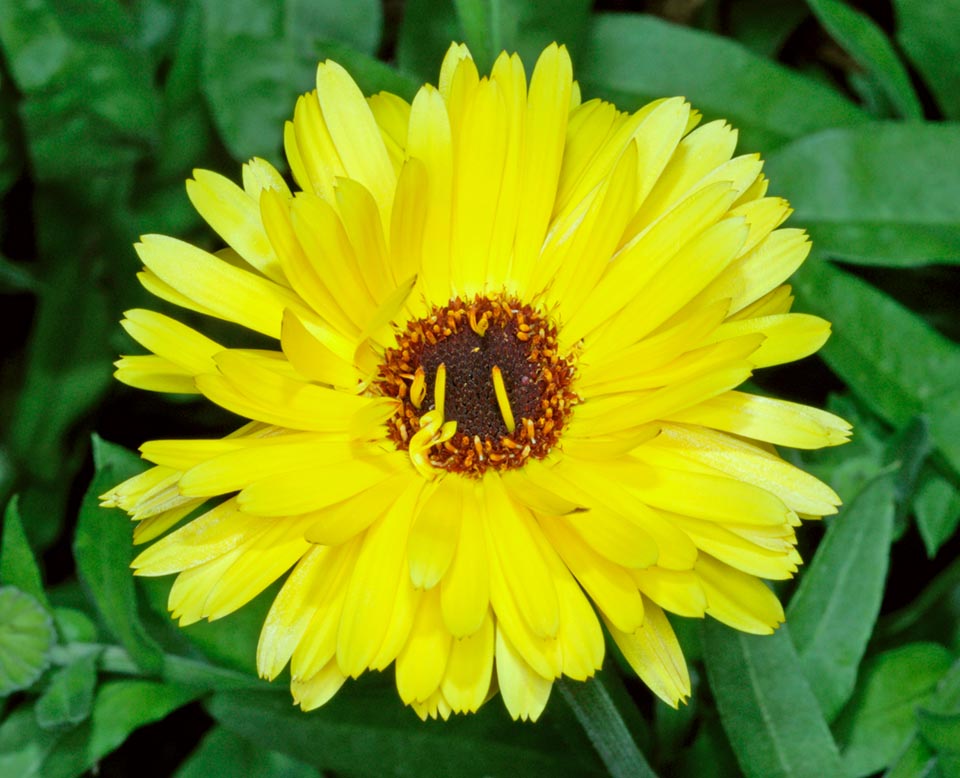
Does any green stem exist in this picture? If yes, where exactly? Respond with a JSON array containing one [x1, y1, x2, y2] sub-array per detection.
[[557, 676, 659, 778]]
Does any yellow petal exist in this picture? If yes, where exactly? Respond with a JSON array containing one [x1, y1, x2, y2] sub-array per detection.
[[631, 568, 707, 618], [304, 473, 409, 546], [121, 309, 222, 375], [186, 168, 286, 283], [707, 313, 830, 368], [396, 587, 452, 703], [408, 476, 463, 590], [666, 390, 852, 449], [441, 611, 495, 713], [440, 480, 489, 638], [604, 598, 690, 707], [654, 424, 841, 516], [695, 553, 785, 634], [483, 474, 559, 639], [114, 356, 198, 394], [135, 234, 308, 339], [538, 514, 645, 634], [510, 43, 573, 293], [337, 481, 422, 677], [291, 658, 348, 711], [407, 85, 453, 307], [495, 625, 552, 722], [316, 60, 395, 224]]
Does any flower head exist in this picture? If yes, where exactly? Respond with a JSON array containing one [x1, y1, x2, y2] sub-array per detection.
[[101, 42, 850, 721]]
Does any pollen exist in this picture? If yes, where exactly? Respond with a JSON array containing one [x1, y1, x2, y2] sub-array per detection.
[[377, 295, 577, 476]]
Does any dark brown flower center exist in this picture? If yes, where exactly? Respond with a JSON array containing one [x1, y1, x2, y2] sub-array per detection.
[[377, 296, 576, 476]]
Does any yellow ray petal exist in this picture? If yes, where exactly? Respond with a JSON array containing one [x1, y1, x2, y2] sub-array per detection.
[[186, 168, 286, 283], [441, 611, 495, 714], [450, 77, 508, 296], [528, 523, 605, 681], [510, 43, 573, 293], [290, 91, 345, 201], [113, 356, 198, 394], [654, 424, 841, 516], [289, 194, 379, 323], [559, 509, 659, 569], [131, 498, 259, 576], [337, 481, 422, 677], [290, 542, 359, 680], [304, 473, 409, 546], [260, 188, 359, 338], [242, 157, 291, 200], [623, 451, 797, 527], [483, 474, 560, 639], [121, 309, 222, 375], [258, 544, 339, 680], [699, 228, 811, 315], [539, 514, 645, 634], [291, 658, 348, 712], [407, 85, 453, 307], [629, 119, 738, 227], [666, 390, 852, 449], [281, 309, 361, 388], [695, 553, 785, 634], [316, 60, 396, 224], [370, 574, 420, 671], [666, 512, 798, 579], [631, 567, 707, 618], [334, 177, 396, 301], [707, 313, 830, 368], [606, 217, 749, 344], [396, 587, 452, 704], [135, 234, 308, 339], [604, 598, 690, 707], [562, 181, 740, 347], [440, 480, 489, 638], [495, 625, 552, 722], [200, 515, 314, 621], [236, 457, 401, 517], [408, 476, 463, 590]]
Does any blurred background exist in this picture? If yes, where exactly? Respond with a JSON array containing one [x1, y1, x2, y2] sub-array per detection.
[[1, 1, 959, 776]]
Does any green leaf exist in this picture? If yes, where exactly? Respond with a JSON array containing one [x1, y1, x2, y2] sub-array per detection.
[[396, 0, 460, 82], [314, 41, 420, 100], [199, 0, 383, 164], [175, 726, 321, 778], [0, 0, 73, 90], [37, 679, 201, 778], [74, 436, 163, 673], [882, 657, 960, 775], [579, 13, 868, 153], [35, 649, 100, 729], [727, 0, 809, 57], [877, 555, 960, 650], [787, 476, 896, 721], [556, 672, 657, 778], [915, 469, 960, 557], [892, 0, 960, 119], [1, 495, 50, 610], [805, 0, 922, 119], [766, 124, 960, 266], [702, 620, 846, 778], [0, 587, 56, 696], [793, 261, 960, 479], [452, 0, 592, 73], [0, 706, 61, 777], [917, 710, 960, 754], [835, 643, 954, 777], [209, 684, 604, 777]]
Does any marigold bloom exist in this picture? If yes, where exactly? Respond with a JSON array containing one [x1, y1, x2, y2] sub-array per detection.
[[101, 43, 850, 721]]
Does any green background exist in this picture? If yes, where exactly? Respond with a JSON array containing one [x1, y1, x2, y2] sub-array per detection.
[[1, 0, 959, 776]]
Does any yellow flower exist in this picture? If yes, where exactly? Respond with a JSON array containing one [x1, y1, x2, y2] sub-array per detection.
[[101, 42, 850, 721]]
